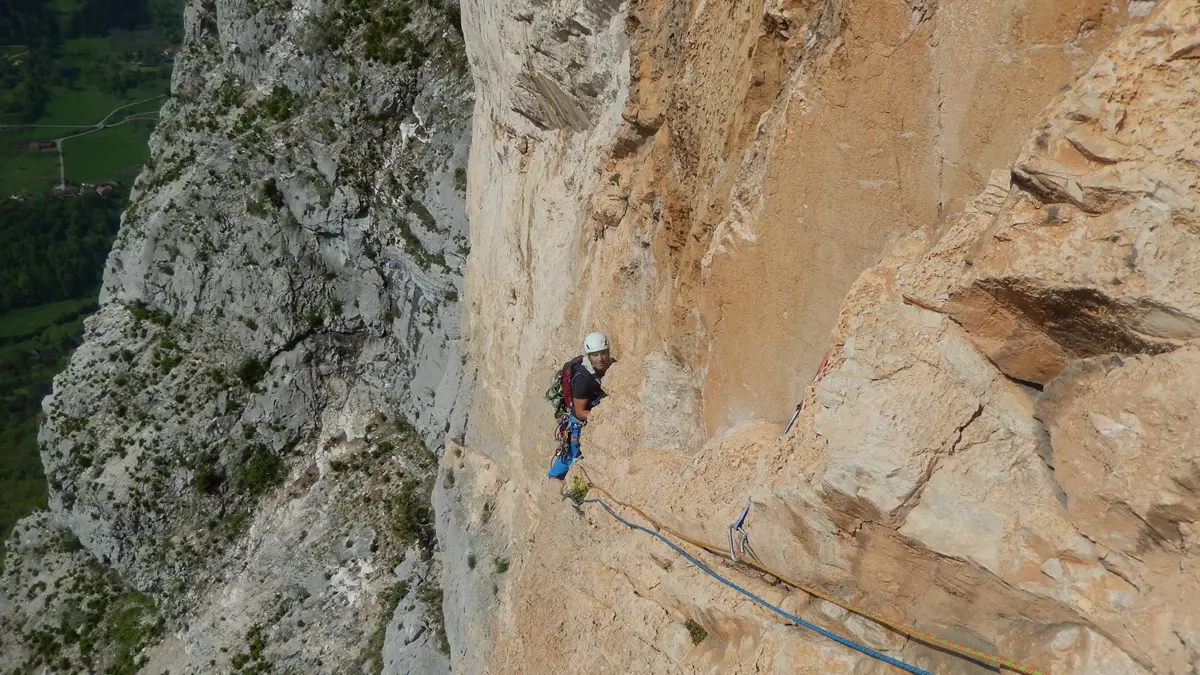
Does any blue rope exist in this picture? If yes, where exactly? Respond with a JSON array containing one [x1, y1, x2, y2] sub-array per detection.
[[583, 497, 936, 675]]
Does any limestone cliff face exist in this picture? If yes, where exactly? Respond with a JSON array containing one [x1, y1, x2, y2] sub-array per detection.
[[2, 0, 473, 672], [450, 0, 1198, 673]]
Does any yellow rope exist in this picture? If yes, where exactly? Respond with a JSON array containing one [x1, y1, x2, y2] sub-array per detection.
[[577, 470, 1049, 675]]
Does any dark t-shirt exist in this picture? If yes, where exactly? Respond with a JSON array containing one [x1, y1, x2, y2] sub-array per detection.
[[570, 366, 605, 410]]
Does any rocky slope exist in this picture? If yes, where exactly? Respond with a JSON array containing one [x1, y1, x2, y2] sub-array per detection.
[[449, 0, 1198, 673], [2, 0, 473, 673]]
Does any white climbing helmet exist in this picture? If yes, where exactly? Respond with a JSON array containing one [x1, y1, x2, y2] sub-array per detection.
[[583, 331, 609, 354]]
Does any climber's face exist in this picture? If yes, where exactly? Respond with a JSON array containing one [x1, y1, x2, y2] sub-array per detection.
[[588, 349, 612, 374]]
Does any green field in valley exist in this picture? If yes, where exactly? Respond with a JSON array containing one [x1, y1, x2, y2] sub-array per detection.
[[0, 72, 169, 194], [0, 144, 60, 195], [0, 296, 96, 339], [37, 85, 130, 126], [63, 120, 156, 183]]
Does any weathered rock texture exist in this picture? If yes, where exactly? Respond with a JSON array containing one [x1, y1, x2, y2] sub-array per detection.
[[2, 0, 472, 672], [451, 0, 1198, 673]]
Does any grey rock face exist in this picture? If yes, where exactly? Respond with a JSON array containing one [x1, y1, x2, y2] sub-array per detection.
[[431, 440, 502, 672], [1, 0, 474, 673]]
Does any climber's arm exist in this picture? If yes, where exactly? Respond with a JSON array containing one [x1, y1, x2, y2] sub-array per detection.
[[572, 396, 590, 421]]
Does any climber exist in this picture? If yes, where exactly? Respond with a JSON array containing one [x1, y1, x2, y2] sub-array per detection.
[[546, 331, 613, 480]]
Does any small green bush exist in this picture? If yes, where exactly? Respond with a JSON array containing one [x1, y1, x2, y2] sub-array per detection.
[[246, 200, 270, 217], [228, 623, 269, 673], [57, 531, 83, 553], [564, 476, 589, 504], [494, 557, 509, 574], [235, 446, 286, 497], [128, 301, 172, 327], [261, 85, 297, 121], [262, 178, 285, 209], [389, 478, 434, 553], [392, 415, 418, 438], [217, 81, 246, 109], [685, 619, 707, 645], [193, 464, 223, 495], [236, 359, 267, 387]]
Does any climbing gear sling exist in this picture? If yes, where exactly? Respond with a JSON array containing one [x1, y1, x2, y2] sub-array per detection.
[[779, 349, 833, 439]]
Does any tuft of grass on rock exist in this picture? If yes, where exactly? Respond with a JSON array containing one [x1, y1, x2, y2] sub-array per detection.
[[564, 475, 589, 504]]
